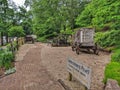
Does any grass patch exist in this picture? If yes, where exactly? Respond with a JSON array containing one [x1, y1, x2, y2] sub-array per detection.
[[104, 62, 120, 85], [111, 47, 120, 62]]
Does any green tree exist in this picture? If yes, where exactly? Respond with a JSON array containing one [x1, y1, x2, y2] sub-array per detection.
[[31, 0, 89, 40], [76, 0, 120, 30], [18, 6, 33, 35], [0, 0, 18, 45], [8, 26, 25, 37], [0, 0, 9, 45]]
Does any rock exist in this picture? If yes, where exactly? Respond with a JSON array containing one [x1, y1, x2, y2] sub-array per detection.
[[105, 79, 120, 90], [4, 67, 16, 75]]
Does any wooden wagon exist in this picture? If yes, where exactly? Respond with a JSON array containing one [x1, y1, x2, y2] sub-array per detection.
[[72, 28, 99, 55], [25, 35, 34, 44]]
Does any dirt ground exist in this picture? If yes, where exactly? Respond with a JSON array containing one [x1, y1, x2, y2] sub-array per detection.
[[0, 43, 64, 90], [0, 43, 111, 90], [41, 43, 111, 90]]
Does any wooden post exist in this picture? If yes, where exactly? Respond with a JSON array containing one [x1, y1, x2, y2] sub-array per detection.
[[10, 42, 14, 53], [16, 37, 19, 50], [84, 86, 88, 90], [68, 72, 72, 81]]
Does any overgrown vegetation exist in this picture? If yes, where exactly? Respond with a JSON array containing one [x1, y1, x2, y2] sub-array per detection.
[[31, 0, 90, 41], [104, 62, 120, 85], [0, 40, 21, 70], [8, 26, 25, 37], [111, 47, 120, 62], [95, 30, 120, 48], [0, 49, 14, 70], [76, 0, 120, 31]]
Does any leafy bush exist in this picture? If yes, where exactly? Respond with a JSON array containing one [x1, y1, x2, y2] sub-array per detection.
[[60, 28, 73, 35], [0, 48, 4, 54], [95, 30, 120, 47], [104, 62, 120, 85], [111, 47, 120, 62], [6, 44, 11, 51], [6, 41, 18, 52], [8, 26, 25, 37], [37, 37, 47, 43], [0, 51, 15, 70], [76, 0, 120, 30]]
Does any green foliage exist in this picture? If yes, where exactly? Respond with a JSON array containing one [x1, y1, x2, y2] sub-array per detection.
[[6, 41, 17, 52], [37, 33, 57, 42], [95, 30, 120, 47], [0, 51, 14, 70], [111, 47, 120, 62], [60, 28, 73, 35], [22, 20, 33, 35], [104, 62, 120, 85], [8, 26, 25, 37], [37, 37, 47, 43], [0, 48, 4, 54], [76, 0, 120, 30], [32, 0, 89, 39]]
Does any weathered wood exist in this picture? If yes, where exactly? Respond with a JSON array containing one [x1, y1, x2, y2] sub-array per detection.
[[72, 28, 99, 55], [68, 72, 72, 81], [74, 28, 95, 46], [99, 47, 111, 53], [25, 35, 34, 43], [58, 79, 72, 90]]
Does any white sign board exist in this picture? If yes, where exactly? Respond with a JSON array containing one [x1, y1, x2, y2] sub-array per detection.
[[67, 58, 91, 89]]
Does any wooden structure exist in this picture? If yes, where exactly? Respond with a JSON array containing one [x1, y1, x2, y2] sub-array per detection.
[[25, 35, 34, 43], [72, 28, 99, 55]]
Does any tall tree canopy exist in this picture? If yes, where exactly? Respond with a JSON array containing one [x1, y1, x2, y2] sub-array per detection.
[[30, 0, 89, 39], [0, 0, 33, 45]]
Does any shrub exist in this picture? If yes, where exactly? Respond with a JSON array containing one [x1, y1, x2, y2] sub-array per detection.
[[37, 37, 47, 43], [104, 62, 120, 85], [8, 26, 25, 37], [6, 41, 18, 52], [95, 30, 120, 47], [0, 52, 15, 70], [111, 47, 120, 62]]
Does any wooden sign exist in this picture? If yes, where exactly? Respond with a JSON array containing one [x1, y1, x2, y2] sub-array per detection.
[[67, 58, 92, 89]]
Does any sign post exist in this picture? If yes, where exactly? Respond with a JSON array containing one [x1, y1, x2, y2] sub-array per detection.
[[67, 58, 92, 90]]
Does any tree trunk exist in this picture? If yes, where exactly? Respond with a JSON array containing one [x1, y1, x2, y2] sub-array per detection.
[[1, 32, 4, 46], [6, 32, 9, 43]]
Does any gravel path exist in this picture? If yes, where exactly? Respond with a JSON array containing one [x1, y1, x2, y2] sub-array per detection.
[[0, 43, 64, 90], [0, 43, 111, 90], [41, 44, 111, 90]]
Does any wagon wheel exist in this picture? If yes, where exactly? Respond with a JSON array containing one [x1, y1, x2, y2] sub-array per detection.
[[95, 46, 99, 55], [87, 48, 90, 53], [93, 43, 99, 55], [72, 42, 77, 51], [32, 39, 34, 44], [72, 46, 75, 51]]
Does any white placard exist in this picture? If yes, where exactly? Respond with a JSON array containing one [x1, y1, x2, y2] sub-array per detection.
[[67, 58, 91, 89]]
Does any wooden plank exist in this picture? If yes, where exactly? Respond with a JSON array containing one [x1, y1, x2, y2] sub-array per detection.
[[58, 79, 72, 90]]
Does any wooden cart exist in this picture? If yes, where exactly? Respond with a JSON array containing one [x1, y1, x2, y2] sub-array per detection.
[[25, 35, 34, 44], [72, 28, 99, 55]]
